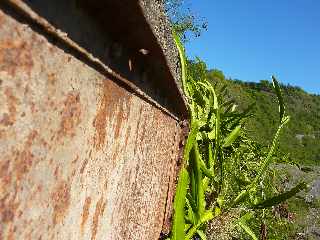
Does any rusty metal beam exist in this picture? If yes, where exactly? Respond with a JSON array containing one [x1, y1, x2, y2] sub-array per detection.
[[0, 1, 188, 239], [3, 0, 185, 122]]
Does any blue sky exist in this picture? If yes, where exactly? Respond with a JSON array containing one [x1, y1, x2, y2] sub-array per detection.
[[185, 0, 320, 94]]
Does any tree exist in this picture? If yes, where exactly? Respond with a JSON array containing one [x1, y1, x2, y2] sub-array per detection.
[[163, 0, 207, 40]]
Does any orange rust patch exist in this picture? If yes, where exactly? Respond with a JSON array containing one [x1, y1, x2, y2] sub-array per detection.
[[0, 194, 19, 224], [113, 104, 125, 139], [92, 88, 108, 150], [7, 225, 15, 240], [91, 197, 105, 240], [80, 197, 91, 235], [1, 208, 15, 223], [57, 92, 81, 139], [0, 159, 11, 188], [0, 11, 4, 27], [80, 158, 89, 174], [54, 166, 59, 180], [13, 150, 34, 181], [51, 181, 71, 225], [0, 87, 19, 126], [93, 79, 131, 150], [71, 155, 79, 164], [13, 130, 38, 181], [25, 130, 38, 147], [0, 129, 6, 139], [47, 73, 57, 85], [0, 39, 33, 76]]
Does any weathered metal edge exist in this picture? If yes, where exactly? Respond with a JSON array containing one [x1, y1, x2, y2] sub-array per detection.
[[138, 0, 187, 109], [4, 0, 184, 122]]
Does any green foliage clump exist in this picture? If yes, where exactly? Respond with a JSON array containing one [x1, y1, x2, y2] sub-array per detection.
[[206, 73, 320, 166], [166, 33, 306, 240], [164, 0, 207, 40]]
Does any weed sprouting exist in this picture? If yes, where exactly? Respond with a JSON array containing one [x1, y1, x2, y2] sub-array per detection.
[[167, 32, 307, 240]]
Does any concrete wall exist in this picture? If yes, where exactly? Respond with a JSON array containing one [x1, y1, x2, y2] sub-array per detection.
[[0, 1, 185, 239]]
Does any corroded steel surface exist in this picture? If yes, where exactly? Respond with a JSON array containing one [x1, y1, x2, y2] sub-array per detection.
[[0, 9, 182, 240]]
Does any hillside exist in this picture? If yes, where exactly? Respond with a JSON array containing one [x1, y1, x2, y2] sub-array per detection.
[[205, 69, 320, 239], [207, 69, 320, 166]]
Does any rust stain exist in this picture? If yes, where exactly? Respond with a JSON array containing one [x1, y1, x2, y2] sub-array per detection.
[[0, 87, 19, 126], [0, 129, 5, 139], [124, 126, 131, 146], [0, 11, 4, 27], [92, 84, 108, 150], [100, 202, 106, 216], [57, 92, 81, 139], [7, 225, 15, 240], [1, 208, 15, 223], [80, 196, 91, 235], [25, 130, 37, 147], [93, 79, 131, 150], [13, 150, 34, 181], [104, 179, 108, 190], [91, 197, 105, 240], [0, 39, 34, 77], [113, 104, 124, 139], [0, 159, 11, 188], [47, 73, 57, 85], [71, 155, 79, 164], [51, 181, 71, 225], [80, 158, 89, 174], [54, 166, 59, 180], [13, 130, 38, 181], [0, 194, 19, 224]]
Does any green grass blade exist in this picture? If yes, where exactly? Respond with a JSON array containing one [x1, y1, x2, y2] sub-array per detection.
[[254, 182, 307, 209], [197, 230, 207, 240], [200, 159, 214, 179], [185, 211, 214, 240], [183, 121, 200, 163], [222, 125, 242, 148], [237, 213, 258, 240], [254, 115, 290, 183], [171, 168, 190, 240], [272, 76, 285, 122], [191, 142, 206, 216], [238, 221, 258, 240], [208, 142, 214, 170], [173, 30, 187, 95], [232, 189, 249, 207]]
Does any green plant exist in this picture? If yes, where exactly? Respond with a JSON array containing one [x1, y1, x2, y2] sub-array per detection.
[[168, 32, 306, 240]]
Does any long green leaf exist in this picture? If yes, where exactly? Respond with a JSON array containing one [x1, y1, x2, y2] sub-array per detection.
[[185, 211, 214, 240], [173, 30, 187, 95], [238, 213, 258, 240], [223, 125, 242, 147], [272, 76, 285, 122], [254, 182, 307, 209], [197, 230, 207, 240], [171, 168, 189, 240], [183, 121, 200, 163], [191, 142, 206, 216], [254, 115, 290, 183], [238, 220, 258, 240]]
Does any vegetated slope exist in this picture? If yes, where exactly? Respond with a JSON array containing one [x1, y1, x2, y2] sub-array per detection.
[[206, 69, 320, 239], [207, 69, 320, 166]]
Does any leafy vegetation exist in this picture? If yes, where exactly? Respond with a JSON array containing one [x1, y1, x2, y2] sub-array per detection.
[[162, 2, 319, 238], [164, 0, 207, 40], [164, 33, 307, 240], [206, 70, 320, 166]]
